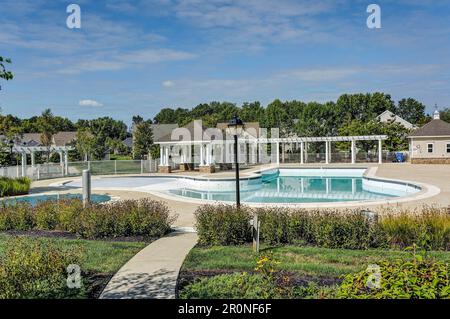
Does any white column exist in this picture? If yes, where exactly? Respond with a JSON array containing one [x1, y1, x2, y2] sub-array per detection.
[[276, 141, 280, 165], [64, 151, 68, 175], [351, 140, 356, 164], [325, 141, 329, 164], [21, 152, 26, 177], [160, 146, 164, 165], [31, 151, 35, 167], [179, 147, 184, 164], [165, 146, 170, 166], [328, 141, 332, 163], [59, 151, 64, 167], [300, 142, 304, 164], [378, 139, 383, 164], [304, 142, 308, 163], [352, 178, 356, 195], [200, 144, 204, 166], [206, 144, 211, 165]]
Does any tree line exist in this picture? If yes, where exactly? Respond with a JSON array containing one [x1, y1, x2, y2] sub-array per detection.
[[2, 55, 450, 163]]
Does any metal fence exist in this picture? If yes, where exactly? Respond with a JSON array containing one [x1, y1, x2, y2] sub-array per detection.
[[0, 159, 160, 181]]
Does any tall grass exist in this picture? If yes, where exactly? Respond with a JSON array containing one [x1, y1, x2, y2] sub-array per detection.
[[379, 206, 450, 250], [0, 177, 31, 197]]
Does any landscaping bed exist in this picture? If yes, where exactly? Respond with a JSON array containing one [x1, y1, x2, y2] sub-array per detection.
[[179, 204, 450, 299], [0, 234, 147, 299], [0, 198, 176, 239], [178, 245, 450, 299]]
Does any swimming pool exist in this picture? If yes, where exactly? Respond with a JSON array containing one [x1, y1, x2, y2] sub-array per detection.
[[168, 168, 421, 204], [58, 168, 422, 205], [1, 193, 111, 206]]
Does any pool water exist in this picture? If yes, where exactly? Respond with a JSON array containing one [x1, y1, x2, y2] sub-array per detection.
[[168, 169, 420, 204], [1, 193, 111, 206]]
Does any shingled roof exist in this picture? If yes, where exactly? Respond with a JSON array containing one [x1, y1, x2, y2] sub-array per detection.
[[158, 120, 213, 143], [409, 119, 450, 137]]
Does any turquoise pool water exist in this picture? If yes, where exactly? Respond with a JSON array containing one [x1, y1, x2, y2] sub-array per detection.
[[168, 169, 419, 204], [1, 193, 111, 206]]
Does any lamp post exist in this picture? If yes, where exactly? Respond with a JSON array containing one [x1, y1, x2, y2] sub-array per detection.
[[227, 115, 244, 208]]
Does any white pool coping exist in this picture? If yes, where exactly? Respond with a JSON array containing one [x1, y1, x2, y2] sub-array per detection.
[[46, 167, 441, 209]]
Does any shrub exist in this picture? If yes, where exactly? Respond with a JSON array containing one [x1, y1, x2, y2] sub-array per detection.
[[0, 237, 84, 299], [195, 205, 387, 249], [195, 204, 252, 245], [0, 177, 31, 197], [74, 199, 174, 239], [307, 210, 386, 249], [337, 257, 450, 299], [35, 201, 59, 230], [0, 202, 35, 231], [194, 205, 449, 250], [57, 199, 84, 233], [0, 198, 175, 239]]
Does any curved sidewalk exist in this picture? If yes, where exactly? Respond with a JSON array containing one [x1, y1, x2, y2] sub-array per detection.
[[100, 230, 198, 299]]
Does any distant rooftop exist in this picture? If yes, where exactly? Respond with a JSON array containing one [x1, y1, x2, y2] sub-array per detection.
[[409, 119, 450, 137]]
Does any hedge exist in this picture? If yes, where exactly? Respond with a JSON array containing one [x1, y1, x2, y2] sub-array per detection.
[[195, 204, 450, 250], [0, 237, 83, 299], [0, 198, 176, 239], [0, 177, 31, 197]]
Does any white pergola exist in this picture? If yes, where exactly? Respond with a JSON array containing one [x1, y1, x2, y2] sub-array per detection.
[[261, 135, 387, 165], [157, 134, 388, 170], [6, 145, 73, 177]]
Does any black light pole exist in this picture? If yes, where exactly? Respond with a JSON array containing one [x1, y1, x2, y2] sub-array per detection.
[[228, 115, 244, 208]]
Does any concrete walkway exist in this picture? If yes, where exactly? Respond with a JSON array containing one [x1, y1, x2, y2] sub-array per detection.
[[100, 230, 198, 299]]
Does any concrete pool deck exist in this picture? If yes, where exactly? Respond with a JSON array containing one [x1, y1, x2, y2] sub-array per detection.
[[30, 163, 450, 228]]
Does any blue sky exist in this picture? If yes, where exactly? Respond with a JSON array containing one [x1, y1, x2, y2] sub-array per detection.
[[1, 0, 450, 124]]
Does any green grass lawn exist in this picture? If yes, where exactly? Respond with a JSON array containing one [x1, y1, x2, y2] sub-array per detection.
[[0, 234, 147, 298], [182, 245, 450, 279]]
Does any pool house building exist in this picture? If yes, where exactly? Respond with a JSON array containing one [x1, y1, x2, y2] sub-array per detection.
[[156, 120, 388, 173]]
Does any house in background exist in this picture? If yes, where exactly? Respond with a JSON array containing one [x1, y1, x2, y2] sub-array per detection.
[[408, 110, 450, 164], [377, 110, 416, 129], [15, 131, 77, 147]]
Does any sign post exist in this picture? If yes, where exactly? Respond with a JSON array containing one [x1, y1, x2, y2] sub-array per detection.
[[250, 213, 260, 253]]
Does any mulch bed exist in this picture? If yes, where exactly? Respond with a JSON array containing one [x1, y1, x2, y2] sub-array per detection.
[[83, 272, 114, 299], [1, 230, 155, 243]]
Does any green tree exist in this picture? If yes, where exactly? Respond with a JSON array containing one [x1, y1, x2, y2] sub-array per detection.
[[37, 109, 58, 163], [440, 108, 450, 123], [0, 56, 13, 91], [396, 98, 426, 124], [133, 120, 153, 159], [153, 108, 178, 124], [76, 117, 127, 159], [239, 101, 265, 123], [75, 128, 95, 161]]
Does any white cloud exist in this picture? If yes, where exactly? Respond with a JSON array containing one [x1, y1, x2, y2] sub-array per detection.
[[162, 80, 175, 87], [79, 99, 103, 107]]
